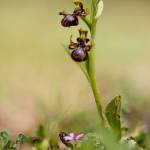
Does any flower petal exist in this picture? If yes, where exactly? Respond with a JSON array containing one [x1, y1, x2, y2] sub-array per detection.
[[75, 133, 84, 140]]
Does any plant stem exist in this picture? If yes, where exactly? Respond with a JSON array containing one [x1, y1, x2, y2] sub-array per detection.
[[87, 0, 105, 124]]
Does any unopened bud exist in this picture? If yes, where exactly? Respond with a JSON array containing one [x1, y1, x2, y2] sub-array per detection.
[[95, 0, 104, 20]]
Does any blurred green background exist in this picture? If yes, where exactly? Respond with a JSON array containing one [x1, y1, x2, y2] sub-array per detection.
[[0, 0, 150, 136]]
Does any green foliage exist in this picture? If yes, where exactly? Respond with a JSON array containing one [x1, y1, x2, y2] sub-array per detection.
[[0, 131, 27, 150], [0, 0, 150, 149], [79, 133, 105, 150], [28, 123, 59, 150], [0, 131, 9, 150], [105, 96, 122, 139]]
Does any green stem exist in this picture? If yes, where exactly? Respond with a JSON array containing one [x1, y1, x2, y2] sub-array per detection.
[[87, 0, 105, 124]]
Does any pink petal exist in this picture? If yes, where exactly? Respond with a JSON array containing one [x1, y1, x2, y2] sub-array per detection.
[[64, 135, 74, 141], [69, 133, 75, 138], [75, 133, 84, 140]]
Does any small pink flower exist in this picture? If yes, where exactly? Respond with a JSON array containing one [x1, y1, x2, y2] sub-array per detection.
[[63, 133, 84, 141], [59, 132, 85, 148]]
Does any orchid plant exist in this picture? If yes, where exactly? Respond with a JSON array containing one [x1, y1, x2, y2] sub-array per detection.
[[58, 0, 148, 150], [0, 0, 149, 150], [59, 0, 105, 125]]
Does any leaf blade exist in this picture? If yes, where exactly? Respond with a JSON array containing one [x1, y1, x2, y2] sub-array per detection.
[[105, 96, 122, 139]]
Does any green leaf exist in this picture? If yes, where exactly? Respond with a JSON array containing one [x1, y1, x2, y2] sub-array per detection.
[[36, 139, 50, 150], [36, 124, 49, 138], [0, 131, 9, 149], [77, 133, 103, 150], [0, 131, 9, 140], [105, 96, 122, 139], [4, 140, 17, 150], [17, 134, 27, 144]]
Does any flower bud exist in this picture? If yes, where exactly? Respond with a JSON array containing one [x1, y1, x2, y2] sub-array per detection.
[[95, 0, 104, 20]]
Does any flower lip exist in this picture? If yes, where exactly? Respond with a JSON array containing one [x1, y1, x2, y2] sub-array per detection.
[[71, 46, 88, 62], [60, 14, 79, 27]]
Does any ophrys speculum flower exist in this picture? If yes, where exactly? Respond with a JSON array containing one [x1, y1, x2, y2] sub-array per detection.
[[69, 29, 92, 62], [59, 11, 79, 27], [59, 0, 87, 28]]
